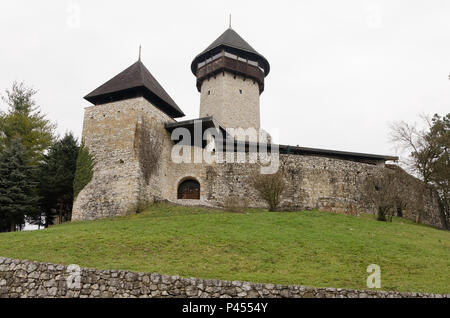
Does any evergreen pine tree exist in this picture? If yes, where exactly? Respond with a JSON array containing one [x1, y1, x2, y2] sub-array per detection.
[[0, 139, 39, 232], [0, 81, 55, 165], [34, 133, 79, 226]]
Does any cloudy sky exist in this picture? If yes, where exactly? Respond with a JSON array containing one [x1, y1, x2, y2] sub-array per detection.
[[0, 0, 449, 157]]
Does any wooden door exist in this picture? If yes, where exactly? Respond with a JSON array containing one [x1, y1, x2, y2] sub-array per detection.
[[177, 180, 200, 200]]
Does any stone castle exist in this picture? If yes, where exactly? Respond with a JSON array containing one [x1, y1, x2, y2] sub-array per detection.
[[72, 26, 445, 229]]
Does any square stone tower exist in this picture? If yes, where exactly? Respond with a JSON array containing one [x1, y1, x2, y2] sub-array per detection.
[[191, 27, 270, 131], [72, 60, 184, 221]]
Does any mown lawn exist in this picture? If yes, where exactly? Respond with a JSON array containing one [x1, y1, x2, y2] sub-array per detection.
[[0, 203, 449, 294]]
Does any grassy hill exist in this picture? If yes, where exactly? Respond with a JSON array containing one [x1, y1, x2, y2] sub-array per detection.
[[0, 203, 449, 294]]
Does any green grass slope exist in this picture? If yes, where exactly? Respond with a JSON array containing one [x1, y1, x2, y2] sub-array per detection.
[[0, 203, 449, 294]]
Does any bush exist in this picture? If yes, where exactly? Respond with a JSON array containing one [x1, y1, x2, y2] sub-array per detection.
[[363, 169, 405, 223], [249, 169, 286, 212], [377, 207, 393, 222], [134, 119, 162, 184]]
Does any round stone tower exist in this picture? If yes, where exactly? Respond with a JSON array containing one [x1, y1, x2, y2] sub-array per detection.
[[191, 27, 270, 130]]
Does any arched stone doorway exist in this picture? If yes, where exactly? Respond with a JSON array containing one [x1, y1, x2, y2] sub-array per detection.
[[177, 179, 200, 200]]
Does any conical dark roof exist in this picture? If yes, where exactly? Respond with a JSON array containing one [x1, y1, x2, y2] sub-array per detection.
[[191, 28, 270, 76], [85, 60, 185, 118], [203, 28, 260, 56]]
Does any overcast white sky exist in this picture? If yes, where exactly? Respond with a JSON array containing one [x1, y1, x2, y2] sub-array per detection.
[[0, 0, 449, 157]]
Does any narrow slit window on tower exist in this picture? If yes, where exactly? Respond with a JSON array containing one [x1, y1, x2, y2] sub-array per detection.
[[239, 89, 243, 94], [208, 90, 211, 95]]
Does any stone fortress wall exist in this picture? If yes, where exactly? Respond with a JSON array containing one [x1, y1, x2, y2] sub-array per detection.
[[162, 129, 443, 228], [1, 258, 447, 298], [72, 97, 445, 229], [163, 154, 443, 228]]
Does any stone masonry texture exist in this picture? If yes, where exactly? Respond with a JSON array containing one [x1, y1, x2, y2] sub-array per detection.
[[72, 97, 445, 229], [199, 71, 261, 130], [0, 258, 447, 298], [72, 97, 175, 221]]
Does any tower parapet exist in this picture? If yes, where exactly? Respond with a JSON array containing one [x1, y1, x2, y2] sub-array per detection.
[[191, 28, 270, 130]]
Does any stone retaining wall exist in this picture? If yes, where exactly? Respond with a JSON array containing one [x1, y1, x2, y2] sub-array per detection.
[[0, 258, 447, 298]]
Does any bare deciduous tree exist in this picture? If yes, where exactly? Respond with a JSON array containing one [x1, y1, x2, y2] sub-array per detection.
[[363, 170, 407, 222], [249, 169, 286, 212], [390, 114, 438, 184], [390, 113, 449, 228], [134, 118, 163, 184]]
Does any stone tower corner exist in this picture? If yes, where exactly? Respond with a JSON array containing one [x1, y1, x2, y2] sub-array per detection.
[[72, 97, 174, 221]]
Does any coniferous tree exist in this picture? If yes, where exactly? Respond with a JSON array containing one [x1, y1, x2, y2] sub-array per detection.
[[427, 114, 450, 228], [0, 81, 55, 165], [0, 139, 39, 232], [33, 133, 79, 227]]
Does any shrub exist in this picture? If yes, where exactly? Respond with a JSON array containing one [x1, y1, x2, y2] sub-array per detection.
[[134, 119, 163, 184], [73, 143, 95, 199], [363, 169, 405, 223], [249, 169, 286, 212], [377, 207, 393, 222]]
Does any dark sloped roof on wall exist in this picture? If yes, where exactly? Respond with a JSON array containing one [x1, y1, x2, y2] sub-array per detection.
[[164, 116, 399, 164], [277, 145, 399, 162], [191, 28, 270, 76], [84, 60, 185, 118]]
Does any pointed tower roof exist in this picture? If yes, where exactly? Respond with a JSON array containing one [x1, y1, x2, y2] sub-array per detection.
[[85, 60, 185, 118], [191, 28, 270, 76], [203, 28, 260, 56]]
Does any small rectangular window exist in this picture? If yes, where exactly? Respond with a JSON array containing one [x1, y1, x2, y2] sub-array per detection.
[[239, 89, 242, 94]]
